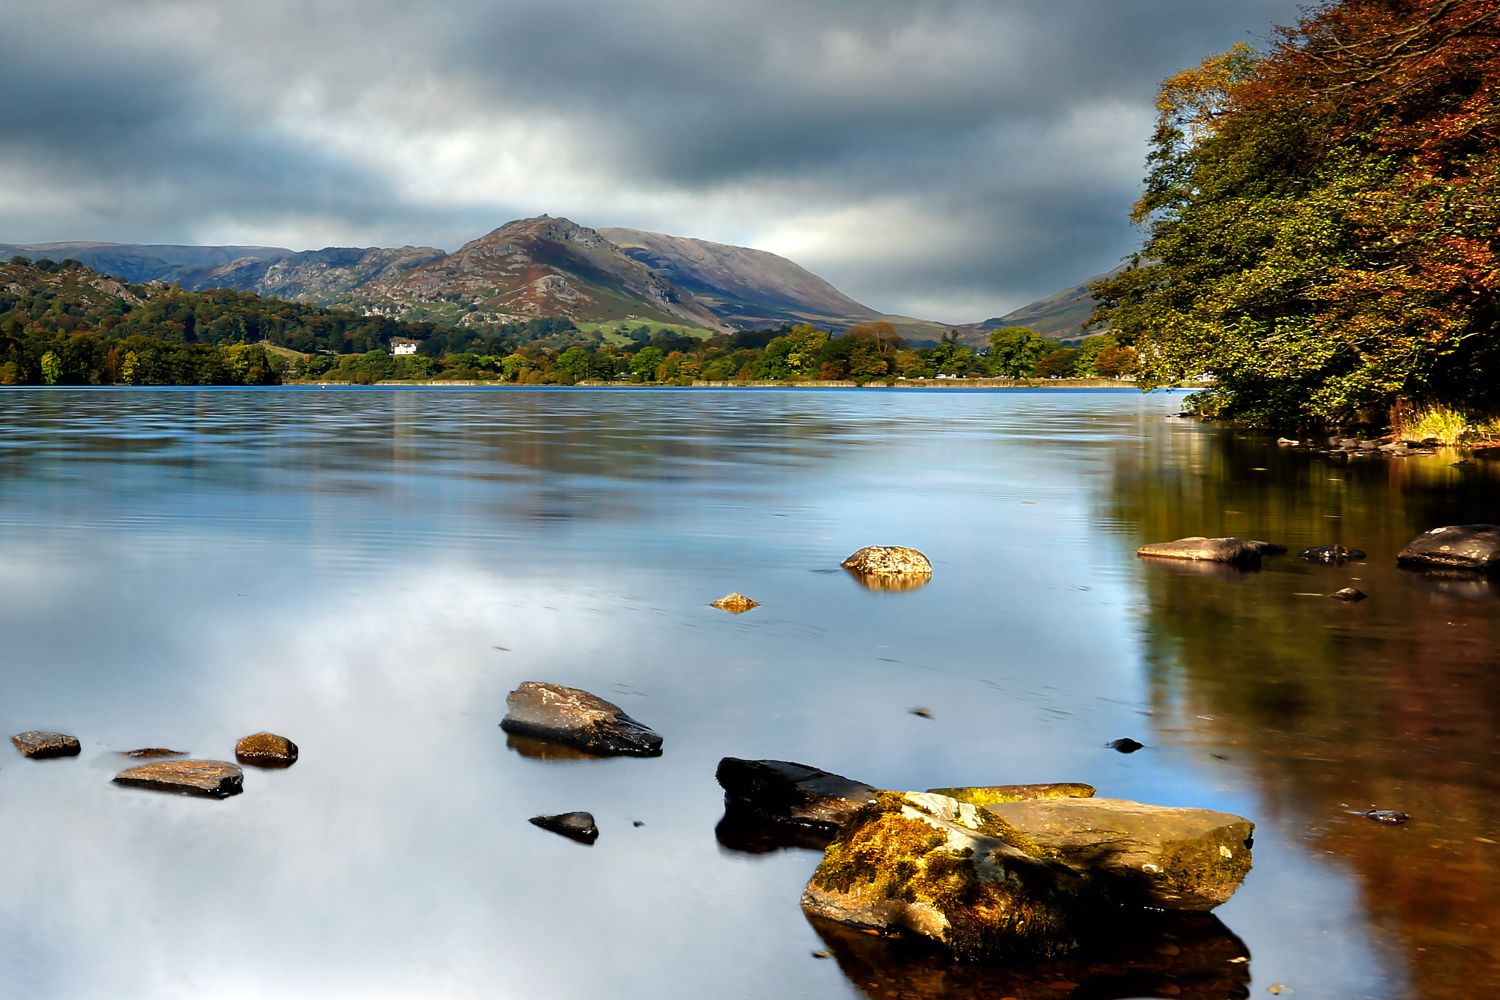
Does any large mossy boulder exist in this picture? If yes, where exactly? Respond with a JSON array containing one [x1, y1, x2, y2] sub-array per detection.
[[1136, 537, 1265, 567], [500, 681, 663, 757], [1396, 524, 1500, 574], [926, 783, 1096, 807], [982, 797, 1254, 911], [801, 792, 1094, 961]]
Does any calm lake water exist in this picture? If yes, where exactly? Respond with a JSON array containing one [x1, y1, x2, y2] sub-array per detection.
[[1, 387, 1497, 1000]]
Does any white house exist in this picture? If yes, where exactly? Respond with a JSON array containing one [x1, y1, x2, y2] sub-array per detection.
[[390, 337, 420, 356]]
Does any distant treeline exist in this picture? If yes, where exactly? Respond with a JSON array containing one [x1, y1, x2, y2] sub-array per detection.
[[0, 256, 1137, 386]]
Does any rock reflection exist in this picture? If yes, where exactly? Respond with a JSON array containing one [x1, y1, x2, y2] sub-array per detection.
[[808, 911, 1250, 1000], [503, 732, 614, 761], [714, 802, 838, 854], [1108, 425, 1500, 998], [843, 568, 932, 592]]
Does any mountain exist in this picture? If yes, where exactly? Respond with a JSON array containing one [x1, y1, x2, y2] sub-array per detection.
[[354, 217, 728, 330], [0, 241, 288, 285], [956, 268, 1121, 343], [600, 227, 950, 342], [190, 245, 447, 306]]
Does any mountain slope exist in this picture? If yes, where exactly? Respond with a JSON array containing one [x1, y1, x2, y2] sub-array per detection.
[[0, 241, 289, 285], [187, 245, 447, 306], [599, 227, 949, 341], [356, 217, 727, 329], [957, 268, 1121, 342]]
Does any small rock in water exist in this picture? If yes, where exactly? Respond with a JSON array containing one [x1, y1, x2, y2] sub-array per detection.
[[710, 592, 760, 613], [1276, 437, 1300, 447], [1300, 545, 1366, 564], [1396, 524, 1500, 574], [1107, 738, 1145, 753], [1328, 588, 1367, 602], [1364, 809, 1410, 825], [11, 731, 81, 759], [113, 759, 244, 798], [235, 732, 299, 767], [529, 811, 599, 844], [1268, 984, 1287, 995], [811, 949, 833, 960], [841, 545, 933, 577], [121, 747, 187, 759], [501, 681, 664, 757], [909, 706, 933, 719], [1136, 537, 1263, 567]]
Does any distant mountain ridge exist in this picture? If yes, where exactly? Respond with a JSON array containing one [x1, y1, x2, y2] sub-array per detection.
[[3, 222, 1107, 343]]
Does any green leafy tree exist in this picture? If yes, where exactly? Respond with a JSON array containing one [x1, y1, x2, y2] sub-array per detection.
[[986, 326, 1050, 377]]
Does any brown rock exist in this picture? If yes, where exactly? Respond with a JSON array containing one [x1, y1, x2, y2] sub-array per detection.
[[710, 592, 760, 613], [11, 731, 81, 759], [1396, 524, 1500, 574], [982, 797, 1255, 911], [235, 732, 298, 767], [500, 681, 663, 757], [113, 759, 244, 798], [1136, 537, 1264, 567], [121, 747, 187, 759], [1328, 587, 1367, 602], [841, 546, 933, 577]]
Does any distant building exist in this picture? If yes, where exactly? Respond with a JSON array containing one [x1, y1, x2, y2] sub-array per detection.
[[390, 337, 420, 356]]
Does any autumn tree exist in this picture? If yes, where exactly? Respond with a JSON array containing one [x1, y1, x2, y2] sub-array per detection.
[[1092, 0, 1500, 424]]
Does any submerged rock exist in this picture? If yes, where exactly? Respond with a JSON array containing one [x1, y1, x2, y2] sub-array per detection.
[[1329, 587, 1368, 602], [529, 811, 599, 844], [926, 783, 1096, 807], [1301, 544, 1367, 564], [1363, 809, 1410, 825], [983, 797, 1255, 911], [1107, 738, 1145, 753], [113, 759, 244, 798], [1248, 540, 1287, 555], [1136, 537, 1264, 567], [802, 791, 1094, 961], [500, 681, 663, 757], [841, 546, 933, 579], [235, 732, 298, 768], [11, 731, 81, 759], [1396, 524, 1500, 574], [716, 757, 877, 849], [120, 748, 187, 759], [710, 592, 760, 613]]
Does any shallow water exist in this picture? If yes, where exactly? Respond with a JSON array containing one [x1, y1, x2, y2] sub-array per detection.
[[0, 386, 1496, 1000]]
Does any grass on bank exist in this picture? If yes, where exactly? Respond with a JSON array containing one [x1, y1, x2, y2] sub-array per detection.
[[1392, 403, 1500, 446]]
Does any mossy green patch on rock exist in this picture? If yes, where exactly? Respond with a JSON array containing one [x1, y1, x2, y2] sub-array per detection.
[[802, 791, 1092, 961]]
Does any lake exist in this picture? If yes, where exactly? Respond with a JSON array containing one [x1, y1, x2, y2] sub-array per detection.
[[0, 386, 1496, 1000]]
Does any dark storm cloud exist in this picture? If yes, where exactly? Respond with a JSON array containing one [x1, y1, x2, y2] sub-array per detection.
[[0, 0, 1305, 320]]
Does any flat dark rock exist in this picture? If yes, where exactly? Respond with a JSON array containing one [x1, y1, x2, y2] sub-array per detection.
[[121, 747, 187, 758], [530, 811, 599, 844], [1107, 737, 1145, 753], [1137, 537, 1263, 567], [1397, 525, 1500, 574], [12, 731, 81, 759], [1301, 545, 1366, 564], [1329, 587, 1367, 602], [113, 759, 244, 798], [235, 731, 298, 767], [716, 757, 877, 846], [500, 681, 663, 757]]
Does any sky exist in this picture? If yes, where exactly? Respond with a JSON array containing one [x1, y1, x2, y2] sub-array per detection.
[[0, 0, 1305, 323]]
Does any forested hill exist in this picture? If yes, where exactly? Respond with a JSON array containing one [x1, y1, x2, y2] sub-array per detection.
[[0, 255, 450, 384]]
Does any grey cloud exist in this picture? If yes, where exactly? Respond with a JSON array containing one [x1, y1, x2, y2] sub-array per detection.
[[0, 0, 1305, 320]]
